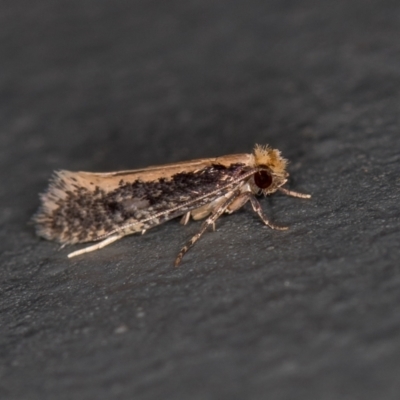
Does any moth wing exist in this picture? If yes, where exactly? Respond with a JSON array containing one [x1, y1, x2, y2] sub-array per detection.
[[65, 153, 253, 190], [34, 156, 254, 245]]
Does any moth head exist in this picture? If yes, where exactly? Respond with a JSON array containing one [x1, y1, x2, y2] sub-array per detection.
[[251, 144, 288, 194]]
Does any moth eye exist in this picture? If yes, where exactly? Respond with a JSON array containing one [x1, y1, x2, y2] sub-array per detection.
[[254, 170, 273, 189]]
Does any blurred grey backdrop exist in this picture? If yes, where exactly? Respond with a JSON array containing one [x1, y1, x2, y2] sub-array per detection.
[[1, 0, 400, 399]]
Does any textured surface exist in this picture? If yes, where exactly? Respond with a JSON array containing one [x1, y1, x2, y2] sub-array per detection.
[[1, 0, 400, 399]]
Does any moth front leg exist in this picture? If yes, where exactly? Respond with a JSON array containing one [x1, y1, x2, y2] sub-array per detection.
[[224, 191, 288, 230], [248, 195, 288, 230]]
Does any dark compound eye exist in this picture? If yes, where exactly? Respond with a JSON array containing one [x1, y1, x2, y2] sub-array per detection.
[[254, 170, 273, 189]]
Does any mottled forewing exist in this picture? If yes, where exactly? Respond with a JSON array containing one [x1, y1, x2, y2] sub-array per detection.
[[34, 163, 251, 244]]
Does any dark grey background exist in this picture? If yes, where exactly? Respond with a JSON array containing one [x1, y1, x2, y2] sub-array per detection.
[[1, 0, 400, 399]]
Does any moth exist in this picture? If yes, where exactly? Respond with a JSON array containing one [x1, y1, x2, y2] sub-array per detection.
[[34, 144, 310, 266]]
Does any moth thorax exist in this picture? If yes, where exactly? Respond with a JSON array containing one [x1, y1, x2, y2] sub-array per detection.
[[254, 168, 273, 189]]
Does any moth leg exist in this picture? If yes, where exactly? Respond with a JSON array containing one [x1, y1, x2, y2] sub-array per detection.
[[225, 192, 251, 214], [190, 197, 226, 221], [175, 191, 240, 267], [248, 195, 289, 231], [67, 234, 124, 258], [180, 212, 191, 226], [279, 187, 311, 199]]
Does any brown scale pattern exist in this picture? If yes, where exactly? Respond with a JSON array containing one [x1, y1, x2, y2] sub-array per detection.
[[35, 163, 249, 244]]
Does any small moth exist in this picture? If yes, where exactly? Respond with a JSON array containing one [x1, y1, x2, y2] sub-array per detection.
[[34, 145, 310, 266]]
